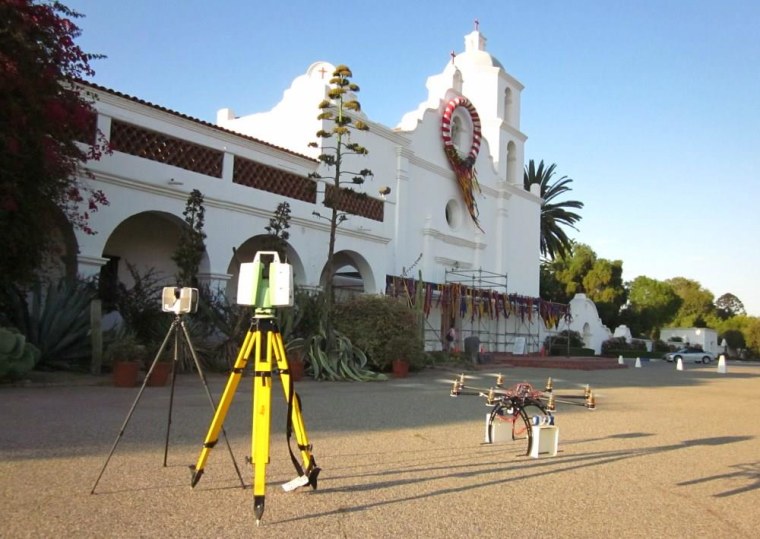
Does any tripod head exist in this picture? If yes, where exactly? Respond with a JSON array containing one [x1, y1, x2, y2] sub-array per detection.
[[237, 251, 293, 319]]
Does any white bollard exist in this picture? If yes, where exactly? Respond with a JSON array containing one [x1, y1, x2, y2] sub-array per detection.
[[635, 357, 642, 368], [676, 358, 684, 371], [717, 354, 727, 374], [618, 355, 624, 365]]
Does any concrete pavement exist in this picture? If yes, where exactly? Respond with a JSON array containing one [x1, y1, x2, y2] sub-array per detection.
[[1, 359, 759, 537]]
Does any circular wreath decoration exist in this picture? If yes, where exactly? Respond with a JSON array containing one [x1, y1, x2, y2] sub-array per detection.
[[441, 96, 482, 166], [441, 96, 483, 231]]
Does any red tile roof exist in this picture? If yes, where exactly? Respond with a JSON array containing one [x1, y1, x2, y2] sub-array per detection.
[[75, 79, 317, 163]]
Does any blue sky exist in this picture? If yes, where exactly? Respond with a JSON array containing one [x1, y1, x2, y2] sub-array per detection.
[[65, 0, 760, 316]]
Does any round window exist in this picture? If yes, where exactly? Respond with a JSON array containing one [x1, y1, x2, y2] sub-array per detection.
[[445, 199, 461, 229]]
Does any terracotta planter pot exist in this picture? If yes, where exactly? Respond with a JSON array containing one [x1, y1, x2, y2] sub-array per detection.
[[147, 362, 172, 387], [392, 359, 409, 378], [112, 360, 139, 387]]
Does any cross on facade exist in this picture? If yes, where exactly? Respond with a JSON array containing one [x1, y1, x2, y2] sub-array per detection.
[[318, 66, 327, 79]]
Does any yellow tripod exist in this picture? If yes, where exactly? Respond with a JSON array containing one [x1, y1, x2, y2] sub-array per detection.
[[190, 315, 319, 525]]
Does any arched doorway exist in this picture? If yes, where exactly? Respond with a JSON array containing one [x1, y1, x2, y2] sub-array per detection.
[[100, 211, 202, 308], [320, 250, 375, 302], [226, 235, 305, 300], [582, 322, 592, 349]]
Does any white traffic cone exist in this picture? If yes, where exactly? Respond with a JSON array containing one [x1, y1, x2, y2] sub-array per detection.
[[618, 355, 624, 365], [635, 357, 642, 368], [717, 354, 727, 374], [676, 358, 684, 371]]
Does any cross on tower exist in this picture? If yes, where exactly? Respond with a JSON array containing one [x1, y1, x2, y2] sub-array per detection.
[[474, 18, 479, 31]]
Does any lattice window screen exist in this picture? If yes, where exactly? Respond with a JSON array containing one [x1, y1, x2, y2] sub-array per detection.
[[233, 156, 317, 203], [325, 184, 384, 222], [110, 120, 223, 177]]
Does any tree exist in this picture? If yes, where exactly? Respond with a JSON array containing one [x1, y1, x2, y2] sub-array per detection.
[[666, 277, 715, 327], [523, 160, 584, 260], [719, 329, 745, 351], [621, 276, 682, 339], [743, 317, 760, 357], [715, 293, 746, 320], [263, 201, 291, 260], [548, 242, 595, 298], [541, 243, 626, 327], [308, 65, 372, 350], [714, 314, 759, 357], [1, 0, 108, 286], [171, 189, 206, 287], [582, 257, 626, 327], [539, 260, 568, 303]]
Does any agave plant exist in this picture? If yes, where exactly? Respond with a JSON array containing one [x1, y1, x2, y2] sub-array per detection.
[[1, 278, 96, 370], [289, 325, 386, 382]]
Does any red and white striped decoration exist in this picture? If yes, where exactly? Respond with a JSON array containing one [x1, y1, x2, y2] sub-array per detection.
[[441, 96, 482, 163]]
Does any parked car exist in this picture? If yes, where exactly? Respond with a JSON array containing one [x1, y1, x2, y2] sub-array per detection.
[[664, 347, 715, 364]]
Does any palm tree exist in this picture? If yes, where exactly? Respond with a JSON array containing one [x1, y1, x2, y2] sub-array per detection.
[[523, 159, 584, 260]]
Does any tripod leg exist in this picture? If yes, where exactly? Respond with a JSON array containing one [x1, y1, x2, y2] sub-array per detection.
[[180, 319, 245, 487], [90, 322, 177, 494], [273, 331, 320, 491], [251, 325, 273, 524], [190, 327, 256, 487], [162, 319, 180, 466]]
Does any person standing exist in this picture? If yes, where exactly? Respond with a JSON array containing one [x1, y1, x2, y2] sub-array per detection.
[[445, 325, 457, 352]]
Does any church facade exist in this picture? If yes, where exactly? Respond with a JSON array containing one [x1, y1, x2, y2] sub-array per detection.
[[68, 28, 564, 352]]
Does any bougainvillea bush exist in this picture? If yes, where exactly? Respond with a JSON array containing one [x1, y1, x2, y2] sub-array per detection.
[[0, 0, 109, 286]]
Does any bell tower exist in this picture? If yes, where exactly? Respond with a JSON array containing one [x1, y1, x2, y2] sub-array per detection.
[[455, 23, 526, 184]]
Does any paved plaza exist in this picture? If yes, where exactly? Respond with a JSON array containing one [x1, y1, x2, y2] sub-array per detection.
[[2, 359, 759, 538]]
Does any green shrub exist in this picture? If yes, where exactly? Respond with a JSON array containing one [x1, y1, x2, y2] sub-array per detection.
[[549, 346, 595, 357], [602, 336, 660, 358], [103, 330, 147, 365], [630, 339, 647, 350], [601, 337, 627, 355], [0, 327, 41, 380], [333, 295, 424, 371], [544, 330, 584, 351], [113, 264, 168, 348]]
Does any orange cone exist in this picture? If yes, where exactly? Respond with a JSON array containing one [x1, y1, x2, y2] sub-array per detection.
[[585, 391, 596, 410]]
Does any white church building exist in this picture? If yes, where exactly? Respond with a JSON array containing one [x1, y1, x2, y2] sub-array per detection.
[[65, 27, 576, 353]]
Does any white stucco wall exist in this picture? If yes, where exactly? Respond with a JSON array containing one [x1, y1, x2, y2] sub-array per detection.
[[660, 328, 719, 355], [550, 294, 613, 355], [69, 29, 544, 351], [212, 29, 539, 298]]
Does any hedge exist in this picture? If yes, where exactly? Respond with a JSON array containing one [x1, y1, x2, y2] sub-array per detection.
[[602, 349, 662, 359], [549, 346, 595, 357]]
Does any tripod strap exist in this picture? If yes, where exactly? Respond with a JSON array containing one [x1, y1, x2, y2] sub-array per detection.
[[285, 374, 306, 477]]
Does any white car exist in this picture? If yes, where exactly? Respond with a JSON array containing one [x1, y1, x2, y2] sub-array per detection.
[[664, 347, 715, 364]]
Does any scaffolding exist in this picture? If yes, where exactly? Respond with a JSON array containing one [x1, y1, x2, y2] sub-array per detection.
[[442, 268, 541, 354], [385, 270, 562, 354]]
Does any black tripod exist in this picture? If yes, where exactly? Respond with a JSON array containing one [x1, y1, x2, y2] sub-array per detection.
[[91, 314, 244, 494]]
